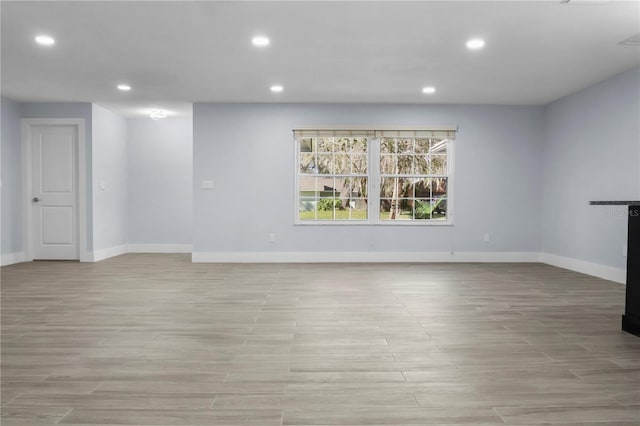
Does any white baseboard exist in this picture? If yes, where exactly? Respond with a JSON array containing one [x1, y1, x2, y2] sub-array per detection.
[[3, 247, 626, 285], [92, 244, 128, 262], [192, 251, 625, 284], [192, 251, 541, 263], [1, 252, 25, 266], [540, 253, 626, 284], [128, 244, 192, 254]]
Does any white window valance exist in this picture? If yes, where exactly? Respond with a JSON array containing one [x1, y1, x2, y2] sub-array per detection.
[[293, 126, 457, 140]]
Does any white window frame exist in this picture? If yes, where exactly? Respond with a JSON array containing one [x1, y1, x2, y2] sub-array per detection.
[[294, 129, 455, 226]]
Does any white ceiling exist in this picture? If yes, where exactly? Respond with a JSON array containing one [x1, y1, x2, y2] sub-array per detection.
[[1, 1, 639, 118]]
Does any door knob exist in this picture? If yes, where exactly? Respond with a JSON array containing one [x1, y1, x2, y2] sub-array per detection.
[[32, 197, 40, 203]]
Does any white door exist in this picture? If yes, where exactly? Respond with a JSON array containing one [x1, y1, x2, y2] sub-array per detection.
[[30, 125, 79, 260]]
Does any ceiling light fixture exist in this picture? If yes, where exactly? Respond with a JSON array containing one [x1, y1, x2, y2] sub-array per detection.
[[618, 33, 640, 47], [149, 109, 168, 120], [252, 36, 270, 47], [117, 84, 131, 91], [466, 38, 485, 50], [35, 35, 55, 46], [270, 85, 284, 93], [422, 86, 436, 94]]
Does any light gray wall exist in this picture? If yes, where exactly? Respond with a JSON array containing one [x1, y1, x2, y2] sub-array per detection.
[[1, 97, 23, 256], [91, 104, 128, 252], [193, 103, 544, 254], [542, 67, 640, 269], [20, 102, 94, 251], [127, 118, 193, 245]]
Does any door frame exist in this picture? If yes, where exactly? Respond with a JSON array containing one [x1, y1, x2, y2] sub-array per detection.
[[21, 118, 90, 262]]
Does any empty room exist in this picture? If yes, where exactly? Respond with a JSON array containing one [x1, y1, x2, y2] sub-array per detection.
[[1, 1, 639, 425]]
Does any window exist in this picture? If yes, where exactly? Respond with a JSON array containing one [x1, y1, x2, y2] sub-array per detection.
[[298, 136, 369, 221], [295, 128, 455, 224], [379, 137, 448, 221]]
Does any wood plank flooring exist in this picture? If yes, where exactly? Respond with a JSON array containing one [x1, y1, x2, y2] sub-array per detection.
[[1, 254, 639, 425]]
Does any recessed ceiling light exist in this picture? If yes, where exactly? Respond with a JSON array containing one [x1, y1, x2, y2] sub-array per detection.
[[466, 38, 485, 50], [422, 86, 436, 94], [117, 84, 131, 91], [270, 85, 284, 93], [252, 36, 270, 47], [35, 35, 55, 46], [149, 109, 168, 120]]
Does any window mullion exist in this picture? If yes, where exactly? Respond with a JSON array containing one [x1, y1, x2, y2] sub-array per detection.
[[369, 137, 381, 224]]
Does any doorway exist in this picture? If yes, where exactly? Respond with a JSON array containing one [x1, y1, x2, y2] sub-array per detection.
[[22, 119, 89, 261]]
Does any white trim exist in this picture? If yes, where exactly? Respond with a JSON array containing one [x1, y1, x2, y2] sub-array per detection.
[[21, 121, 33, 261], [292, 125, 458, 133], [2, 247, 626, 285], [128, 244, 192, 253], [78, 120, 88, 262], [21, 119, 89, 262], [92, 245, 128, 262], [293, 220, 454, 227], [192, 251, 540, 263], [1, 252, 26, 266], [540, 252, 626, 284]]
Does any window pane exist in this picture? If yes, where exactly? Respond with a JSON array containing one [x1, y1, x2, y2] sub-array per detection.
[[380, 138, 396, 154], [315, 154, 332, 174], [349, 154, 368, 174], [414, 178, 432, 198], [346, 203, 367, 220], [299, 176, 317, 193], [346, 177, 367, 199], [317, 197, 342, 220], [333, 138, 350, 153], [299, 153, 316, 174], [380, 154, 395, 174], [333, 154, 350, 174], [315, 211, 335, 220], [300, 138, 315, 153], [397, 138, 413, 153], [317, 177, 337, 197], [432, 197, 447, 220], [430, 139, 447, 153], [414, 154, 428, 174], [415, 138, 430, 154], [317, 138, 333, 152], [429, 154, 447, 175], [350, 138, 367, 153], [379, 200, 392, 220], [433, 177, 447, 197], [397, 155, 413, 174], [414, 199, 432, 220], [380, 177, 412, 199], [379, 198, 412, 220], [299, 197, 317, 221]]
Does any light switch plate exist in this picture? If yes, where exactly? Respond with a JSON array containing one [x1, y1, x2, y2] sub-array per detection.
[[201, 180, 214, 190]]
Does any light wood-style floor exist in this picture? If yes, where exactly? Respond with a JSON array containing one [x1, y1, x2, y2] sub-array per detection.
[[1, 254, 639, 425]]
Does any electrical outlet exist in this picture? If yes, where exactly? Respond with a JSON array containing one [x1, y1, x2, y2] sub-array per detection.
[[269, 233, 276, 243], [483, 233, 491, 243]]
